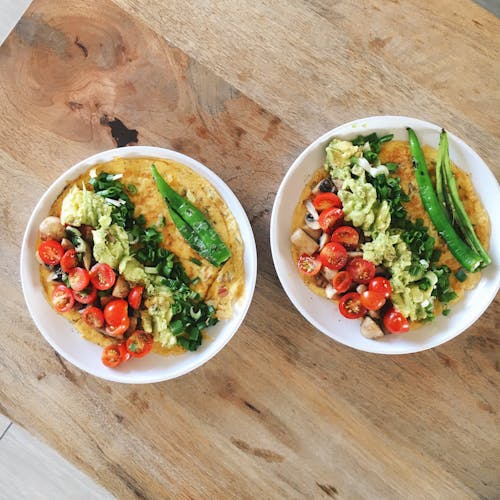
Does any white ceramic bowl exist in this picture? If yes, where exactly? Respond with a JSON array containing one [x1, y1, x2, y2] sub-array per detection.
[[21, 146, 257, 383], [270, 116, 500, 354]]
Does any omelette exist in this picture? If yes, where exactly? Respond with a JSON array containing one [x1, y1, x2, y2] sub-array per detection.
[[38, 158, 245, 358], [291, 135, 490, 336]]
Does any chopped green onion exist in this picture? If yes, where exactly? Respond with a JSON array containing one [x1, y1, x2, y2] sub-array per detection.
[[454, 268, 467, 282]]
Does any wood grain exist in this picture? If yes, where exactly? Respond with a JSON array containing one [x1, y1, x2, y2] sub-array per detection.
[[0, 0, 498, 498]]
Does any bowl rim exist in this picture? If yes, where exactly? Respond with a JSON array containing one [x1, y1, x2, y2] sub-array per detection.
[[20, 146, 258, 383], [270, 115, 500, 354]]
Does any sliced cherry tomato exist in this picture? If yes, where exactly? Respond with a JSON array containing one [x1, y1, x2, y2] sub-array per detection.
[[318, 207, 344, 233], [338, 292, 367, 319], [332, 270, 352, 293], [81, 306, 104, 329], [52, 284, 75, 312], [319, 242, 348, 270], [383, 308, 410, 334], [105, 318, 130, 339], [369, 276, 392, 298], [68, 267, 90, 292], [128, 285, 144, 310], [104, 299, 129, 327], [331, 226, 359, 250], [101, 344, 123, 368], [126, 331, 154, 358], [60, 249, 79, 273], [38, 240, 64, 266], [360, 290, 386, 311], [297, 254, 322, 276], [119, 342, 131, 362], [72, 285, 98, 304], [312, 192, 342, 211], [347, 257, 376, 284], [90, 263, 116, 291]]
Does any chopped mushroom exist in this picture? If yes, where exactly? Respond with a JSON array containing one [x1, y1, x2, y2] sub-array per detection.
[[112, 275, 130, 298], [361, 316, 384, 340], [39, 216, 65, 241], [302, 225, 322, 241], [61, 238, 74, 251], [291, 228, 319, 255]]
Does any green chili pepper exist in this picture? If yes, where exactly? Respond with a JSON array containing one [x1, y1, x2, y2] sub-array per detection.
[[407, 128, 482, 272], [151, 164, 231, 267], [437, 130, 491, 267]]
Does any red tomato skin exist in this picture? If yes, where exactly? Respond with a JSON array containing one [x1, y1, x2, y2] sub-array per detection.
[[330, 226, 360, 250], [104, 299, 129, 327], [297, 254, 322, 277], [90, 263, 116, 291], [346, 258, 376, 284], [332, 271, 352, 293], [38, 240, 64, 266], [126, 331, 154, 358], [128, 286, 144, 310], [338, 292, 367, 319], [82, 306, 105, 329], [68, 267, 90, 292], [312, 192, 342, 211], [52, 285, 75, 312], [72, 285, 98, 304], [318, 207, 344, 233], [101, 344, 123, 367], [319, 242, 348, 270], [105, 318, 130, 339], [369, 276, 392, 298], [383, 308, 410, 334], [119, 343, 131, 362], [359, 290, 386, 311], [60, 249, 79, 273]]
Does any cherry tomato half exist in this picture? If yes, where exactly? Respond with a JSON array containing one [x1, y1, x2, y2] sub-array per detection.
[[38, 240, 64, 266], [68, 267, 90, 292], [383, 308, 410, 334], [331, 226, 359, 250], [82, 306, 104, 329], [101, 344, 123, 368], [359, 290, 386, 311], [319, 242, 348, 270], [72, 285, 98, 304], [332, 270, 352, 293], [128, 285, 144, 310], [338, 292, 367, 319], [90, 263, 116, 291], [297, 254, 322, 277], [312, 192, 342, 211], [105, 318, 130, 339], [104, 299, 129, 327], [126, 331, 154, 358], [369, 276, 392, 298], [60, 249, 79, 273], [52, 284, 75, 312], [346, 257, 376, 284], [318, 207, 344, 233]]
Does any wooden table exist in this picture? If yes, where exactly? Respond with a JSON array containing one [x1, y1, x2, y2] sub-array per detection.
[[1, 0, 499, 497]]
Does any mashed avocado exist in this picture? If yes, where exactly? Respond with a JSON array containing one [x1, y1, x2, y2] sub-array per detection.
[[362, 231, 437, 321], [325, 141, 390, 236], [118, 256, 149, 284], [143, 287, 176, 347], [60, 185, 112, 228], [92, 224, 129, 269], [325, 137, 439, 322], [118, 256, 177, 347]]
